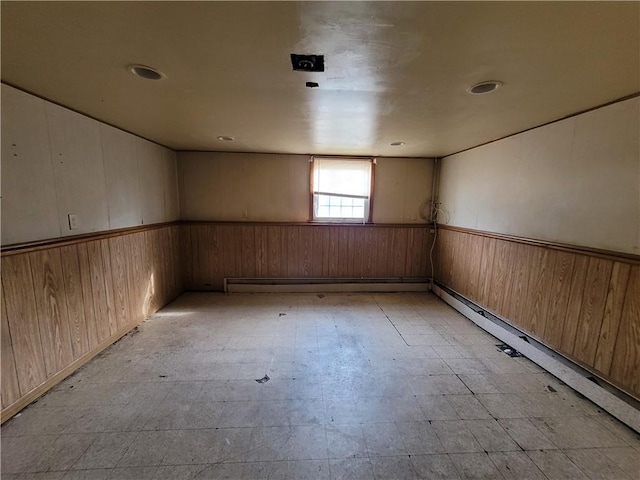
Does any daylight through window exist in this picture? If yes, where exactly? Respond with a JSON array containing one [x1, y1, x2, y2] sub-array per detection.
[[311, 157, 373, 222]]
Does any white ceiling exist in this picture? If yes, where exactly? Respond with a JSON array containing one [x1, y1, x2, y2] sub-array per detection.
[[1, 1, 638, 157]]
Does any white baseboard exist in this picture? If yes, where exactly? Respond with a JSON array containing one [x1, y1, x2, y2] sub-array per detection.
[[433, 285, 640, 434], [226, 281, 430, 293]]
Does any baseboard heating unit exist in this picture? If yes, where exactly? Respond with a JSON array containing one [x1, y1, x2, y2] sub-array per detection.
[[224, 278, 431, 293]]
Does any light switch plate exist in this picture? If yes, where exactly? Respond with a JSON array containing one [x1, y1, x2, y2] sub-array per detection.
[[68, 213, 79, 230]]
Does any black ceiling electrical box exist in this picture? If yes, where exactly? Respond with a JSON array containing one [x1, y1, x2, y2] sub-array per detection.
[[290, 54, 324, 72]]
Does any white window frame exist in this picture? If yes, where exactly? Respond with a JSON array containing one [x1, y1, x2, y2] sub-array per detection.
[[309, 156, 376, 223]]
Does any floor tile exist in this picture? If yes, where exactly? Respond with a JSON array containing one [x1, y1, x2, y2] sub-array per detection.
[[370, 455, 418, 480], [431, 420, 483, 454], [488, 451, 546, 479], [410, 454, 461, 479], [448, 452, 504, 479], [563, 448, 633, 479], [526, 450, 586, 479], [329, 458, 374, 480], [2, 292, 636, 479], [463, 419, 520, 452], [362, 422, 408, 456]]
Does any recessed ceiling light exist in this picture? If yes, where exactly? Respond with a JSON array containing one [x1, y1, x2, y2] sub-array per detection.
[[468, 81, 503, 95], [127, 64, 166, 80], [390, 141, 405, 146], [217, 136, 235, 141]]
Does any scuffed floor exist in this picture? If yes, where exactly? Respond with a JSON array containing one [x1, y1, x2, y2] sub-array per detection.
[[2, 292, 639, 479]]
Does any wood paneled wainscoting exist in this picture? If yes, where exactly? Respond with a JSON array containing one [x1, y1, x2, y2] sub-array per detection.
[[433, 225, 640, 400], [182, 223, 433, 291], [1, 224, 182, 422]]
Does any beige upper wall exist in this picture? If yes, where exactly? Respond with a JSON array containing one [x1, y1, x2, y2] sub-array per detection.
[[1, 84, 180, 246], [178, 152, 433, 224], [438, 97, 640, 255]]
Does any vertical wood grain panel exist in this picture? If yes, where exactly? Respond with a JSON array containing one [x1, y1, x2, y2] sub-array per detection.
[[98, 239, 118, 336], [267, 226, 283, 277], [524, 248, 555, 339], [543, 251, 575, 348], [477, 236, 496, 307], [58, 245, 90, 358], [255, 226, 268, 277], [85, 240, 113, 342], [1, 255, 47, 394], [572, 257, 613, 365], [29, 249, 74, 377], [108, 236, 131, 331], [362, 227, 374, 277], [298, 226, 312, 277], [338, 227, 350, 277], [451, 230, 467, 295], [240, 226, 256, 278], [181, 224, 194, 289], [487, 239, 511, 314], [76, 243, 99, 349], [420, 228, 432, 278], [463, 232, 483, 302], [328, 227, 340, 277], [379, 227, 394, 277], [609, 265, 640, 398], [209, 225, 223, 290], [286, 226, 299, 277], [406, 228, 422, 278], [1, 285, 21, 407], [310, 226, 324, 277], [594, 262, 631, 376], [392, 228, 408, 277], [346, 227, 357, 277], [352, 227, 365, 277], [507, 243, 532, 327], [561, 255, 590, 355], [188, 226, 202, 289]]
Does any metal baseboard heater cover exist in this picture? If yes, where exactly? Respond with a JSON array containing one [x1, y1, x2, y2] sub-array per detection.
[[224, 277, 431, 293], [432, 284, 640, 434]]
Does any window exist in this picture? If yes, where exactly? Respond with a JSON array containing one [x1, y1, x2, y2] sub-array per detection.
[[310, 156, 374, 223]]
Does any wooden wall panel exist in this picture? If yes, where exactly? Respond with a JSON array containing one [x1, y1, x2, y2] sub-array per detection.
[[29, 249, 74, 377], [435, 225, 639, 400], [1, 286, 21, 408], [561, 255, 590, 355], [571, 257, 613, 366], [59, 245, 90, 359], [2, 255, 48, 393], [594, 262, 632, 376], [477, 236, 496, 307], [542, 251, 575, 349], [182, 223, 432, 289], [76, 243, 99, 349], [1, 224, 182, 421], [523, 247, 555, 339], [610, 265, 640, 397]]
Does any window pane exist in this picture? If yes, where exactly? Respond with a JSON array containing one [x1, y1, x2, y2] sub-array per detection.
[[312, 159, 372, 221]]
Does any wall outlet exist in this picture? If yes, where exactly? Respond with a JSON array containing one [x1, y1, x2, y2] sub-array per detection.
[[68, 213, 79, 230], [242, 210, 249, 219]]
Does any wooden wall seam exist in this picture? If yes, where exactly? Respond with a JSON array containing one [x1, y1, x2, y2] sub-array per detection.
[[434, 226, 639, 400]]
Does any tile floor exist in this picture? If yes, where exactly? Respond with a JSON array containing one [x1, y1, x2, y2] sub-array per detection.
[[1, 292, 639, 479]]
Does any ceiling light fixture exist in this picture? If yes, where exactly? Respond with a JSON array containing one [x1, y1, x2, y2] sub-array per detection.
[[217, 136, 235, 141], [468, 80, 503, 95], [127, 64, 166, 80], [390, 141, 405, 146]]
